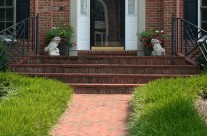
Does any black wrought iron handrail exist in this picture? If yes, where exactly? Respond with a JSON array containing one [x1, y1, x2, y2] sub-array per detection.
[[0, 14, 39, 71], [172, 17, 207, 69]]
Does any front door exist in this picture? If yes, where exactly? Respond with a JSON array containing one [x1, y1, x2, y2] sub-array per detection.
[[73, 0, 138, 50], [90, 0, 125, 47]]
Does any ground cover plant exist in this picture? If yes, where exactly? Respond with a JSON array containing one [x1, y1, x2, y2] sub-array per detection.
[[128, 74, 207, 136], [0, 72, 73, 136]]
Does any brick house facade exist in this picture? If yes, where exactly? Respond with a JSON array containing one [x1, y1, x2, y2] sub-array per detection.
[[1, 0, 204, 55]]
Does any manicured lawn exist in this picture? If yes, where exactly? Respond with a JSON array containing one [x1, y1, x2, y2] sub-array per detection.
[[0, 72, 73, 136], [128, 74, 207, 136]]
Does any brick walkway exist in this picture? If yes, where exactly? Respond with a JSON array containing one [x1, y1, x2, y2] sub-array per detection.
[[50, 94, 131, 136]]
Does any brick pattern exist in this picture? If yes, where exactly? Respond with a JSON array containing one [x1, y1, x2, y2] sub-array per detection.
[[18, 73, 195, 84], [73, 86, 134, 94], [146, 0, 164, 30], [9, 54, 200, 94], [21, 56, 189, 65], [163, 0, 176, 55], [10, 64, 199, 74], [78, 50, 137, 56], [50, 94, 131, 136], [30, 0, 70, 45], [52, 0, 70, 25], [30, 0, 35, 16]]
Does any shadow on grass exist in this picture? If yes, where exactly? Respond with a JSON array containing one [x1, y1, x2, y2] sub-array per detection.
[[128, 97, 207, 136]]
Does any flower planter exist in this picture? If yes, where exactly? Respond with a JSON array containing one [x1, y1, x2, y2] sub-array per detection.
[[139, 29, 167, 56], [144, 47, 153, 56], [58, 43, 69, 56]]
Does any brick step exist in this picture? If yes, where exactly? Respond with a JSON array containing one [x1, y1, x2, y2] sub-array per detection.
[[78, 50, 137, 56], [69, 83, 144, 94], [20, 73, 195, 84], [10, 64, 200, 74], [22, 56, 188, 65]]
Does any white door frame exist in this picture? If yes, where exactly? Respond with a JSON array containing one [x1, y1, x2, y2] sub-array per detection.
[[77, 0, 90, 50], [125, 0, 138, 50], [71, 0, 138, 51]]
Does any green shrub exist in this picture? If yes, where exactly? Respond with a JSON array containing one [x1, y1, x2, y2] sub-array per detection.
[[0, 72, 73, 136], [45, 23, 74, 48], [128, 76, 207, 136]]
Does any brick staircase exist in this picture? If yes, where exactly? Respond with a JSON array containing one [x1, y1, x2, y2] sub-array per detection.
[[9, 51, 200, 94]]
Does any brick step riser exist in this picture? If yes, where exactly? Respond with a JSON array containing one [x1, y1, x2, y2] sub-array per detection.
[[23, 58, 188, 65], [21, 74, 187, 84], [77, 51, 137, 56], [73, 87, 133, 94], [10, 67, 199, 74], [78, 54, 137, 56]]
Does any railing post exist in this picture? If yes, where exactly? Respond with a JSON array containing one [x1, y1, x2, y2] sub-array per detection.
[[36, 14, 40, 55], [32, 17, 35, 51], [171, 16, 176, 56]]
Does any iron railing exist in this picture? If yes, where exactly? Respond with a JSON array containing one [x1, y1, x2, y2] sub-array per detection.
[[172, 17, 207, 69], [0, 14, 40, 71]]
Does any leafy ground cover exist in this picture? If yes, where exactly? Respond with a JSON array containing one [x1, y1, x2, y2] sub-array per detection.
[[128, 74, 207, 136], [0, 72, 73, 136]]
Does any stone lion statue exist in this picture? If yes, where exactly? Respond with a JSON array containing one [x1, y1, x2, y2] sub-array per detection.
[[44, 36, 61, 56], [151, 38, 165, 56]]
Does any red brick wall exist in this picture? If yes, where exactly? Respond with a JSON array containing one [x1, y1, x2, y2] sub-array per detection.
[[30, 0, 35, 16], [146, 0, 184, 55], [146, 0, 164, 30], [52, 0, 70, 25], [180, 0, 184, 18], [31, 0, 70, 46], [163, 0, 176, 55]]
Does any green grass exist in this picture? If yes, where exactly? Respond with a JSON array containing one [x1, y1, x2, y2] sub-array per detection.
[[0, 72, 73, 136], [128, 74, 207, 136]]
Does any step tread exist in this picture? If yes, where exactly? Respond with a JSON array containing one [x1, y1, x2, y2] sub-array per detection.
[[69, 83, 145, 87], [28, 55, 185, 59], [21, 73, 197, 77], [10, 64, 196, 67]]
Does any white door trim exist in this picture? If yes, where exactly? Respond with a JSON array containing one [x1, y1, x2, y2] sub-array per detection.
[[125, 0, 138, 50], [71, 0, 139, 51], [76, 0, 90, 50]]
